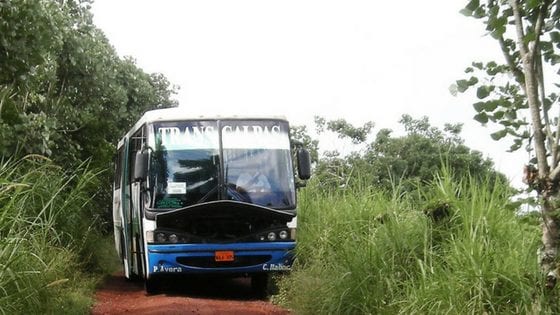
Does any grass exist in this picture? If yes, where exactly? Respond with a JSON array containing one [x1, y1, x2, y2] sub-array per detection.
[[0, 152, 549, 313], [277, 173, 546, 314], [0, 156, 115, 314]]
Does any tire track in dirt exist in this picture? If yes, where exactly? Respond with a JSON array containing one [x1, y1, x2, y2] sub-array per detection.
[[91, 273, 290, 315]]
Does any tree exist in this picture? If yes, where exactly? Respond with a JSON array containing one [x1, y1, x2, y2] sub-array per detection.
[[455, 0, 560, 289], [0, 0, 177, 228], [290, 125, 319, 163], [312, 115, 504, 192], [364, 115, 504, 192]]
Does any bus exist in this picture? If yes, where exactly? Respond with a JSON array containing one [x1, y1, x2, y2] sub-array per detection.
[[112, 108, 311, 294]]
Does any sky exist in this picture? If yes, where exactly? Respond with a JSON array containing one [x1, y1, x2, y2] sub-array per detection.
[[90, 0, 527, 187]]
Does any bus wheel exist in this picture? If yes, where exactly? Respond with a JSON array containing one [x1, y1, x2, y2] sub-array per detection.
[[251, 273, 269, 298], [145, 277, 159, 295]]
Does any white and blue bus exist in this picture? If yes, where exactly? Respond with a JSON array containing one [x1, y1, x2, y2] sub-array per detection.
[[112, 108, 310, 294]]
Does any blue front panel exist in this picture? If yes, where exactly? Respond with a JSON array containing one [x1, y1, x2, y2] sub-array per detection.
[[147, 242, 295, 277]]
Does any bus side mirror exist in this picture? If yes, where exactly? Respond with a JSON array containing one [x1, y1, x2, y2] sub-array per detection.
[[134, 150, 148, 182], [297, 148, 311, 180]]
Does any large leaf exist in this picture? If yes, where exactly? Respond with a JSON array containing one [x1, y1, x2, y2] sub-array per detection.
[[474, 112, 489, 124], [490, 129, 508, 141], [461, 0, 480, 16], [456, 80, 470, 93], [476, 86, 494, 99]]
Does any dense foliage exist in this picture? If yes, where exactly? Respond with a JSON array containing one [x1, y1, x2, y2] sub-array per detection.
[[0, 0, 176, 222], [0, 157, 116, 314], [277, 173, 545, 314], [0, 0, 176, 312], [310, 115, 506, 193], [0, 0, 176, 165]]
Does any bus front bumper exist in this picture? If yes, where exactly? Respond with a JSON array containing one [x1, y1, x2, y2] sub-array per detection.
[[146, 242, 295, 277]]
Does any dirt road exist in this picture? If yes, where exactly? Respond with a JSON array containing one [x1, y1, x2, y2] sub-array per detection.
[[91, 274, 291, 315]]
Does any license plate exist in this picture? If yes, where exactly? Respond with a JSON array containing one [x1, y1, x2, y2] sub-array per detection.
[[215, 250, 234, 262]]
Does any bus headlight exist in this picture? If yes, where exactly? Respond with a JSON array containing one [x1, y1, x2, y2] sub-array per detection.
[[156, 232, 166, 243], [267, 232, 276, 241], [279, 230, 288, 240], [169, 234, 178, 243]]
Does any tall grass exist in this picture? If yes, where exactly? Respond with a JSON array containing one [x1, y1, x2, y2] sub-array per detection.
[[279, 172, 544, 314], [0, 155, 108, 314]]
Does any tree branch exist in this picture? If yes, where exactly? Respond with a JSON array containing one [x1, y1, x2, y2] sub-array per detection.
[[510, 0, 550, 176], [536, 49, 555, 165], [510, 0, 530, 61], [530, 0, 552, 62], [550, 163, 560, 181]]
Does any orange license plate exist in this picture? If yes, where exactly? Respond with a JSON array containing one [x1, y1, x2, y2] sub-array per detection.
[[215, 250, 234, 262]]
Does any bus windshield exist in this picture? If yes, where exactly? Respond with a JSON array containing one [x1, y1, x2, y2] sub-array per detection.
[[223, 120, 295, 209], [149, 120, 295, 210]]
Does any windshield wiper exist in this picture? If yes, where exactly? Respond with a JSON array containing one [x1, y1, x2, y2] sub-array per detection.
[[197, 186, 218, 203]]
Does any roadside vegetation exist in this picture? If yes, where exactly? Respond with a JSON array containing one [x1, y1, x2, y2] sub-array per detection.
[[0, 1, 175, 313], [0, 156, 119, 314], [278, 172, 544, 314]]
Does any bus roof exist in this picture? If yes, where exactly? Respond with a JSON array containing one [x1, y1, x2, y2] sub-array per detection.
[[139, 107, 287, 124], [118, 107, 289, 147]]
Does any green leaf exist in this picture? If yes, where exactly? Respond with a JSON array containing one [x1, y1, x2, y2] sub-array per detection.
[[509, 139, 523, 152], [456, 80, 470, 93], [505, 110, 517, 120], [491, 25, 507, 39], [550, 31, 560, 43], [523, 31, 536, 44], [473, 102, 486, 112], [449, 84, 458, 96], [493, 111, 505, 119], [468, 76, 479, 86], [476, 86, 494, 99], [550, 54, 560, 65], [484, 100, 498, 111], [465, 0, 480, 12], [460, 8, 473, 16], [473, 6, 486, 19], [460, 0, 480, 16], [526, 0, 541, 10], [490, 129, 508, 140], [474, 112, 488, 124]]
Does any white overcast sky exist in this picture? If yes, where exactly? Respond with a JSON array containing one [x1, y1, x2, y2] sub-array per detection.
[[91, 0, 527, 187]]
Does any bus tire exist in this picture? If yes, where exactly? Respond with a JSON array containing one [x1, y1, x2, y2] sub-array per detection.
[[145, 277, 159, 295], [251, 273, 269, 298]]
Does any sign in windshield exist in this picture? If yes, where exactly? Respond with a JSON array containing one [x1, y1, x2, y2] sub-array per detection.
[[151, 121, 220, 209]]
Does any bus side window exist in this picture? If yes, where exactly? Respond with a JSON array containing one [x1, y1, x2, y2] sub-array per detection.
[[128, 127, 146, 183], [114, 146, 124, 189]]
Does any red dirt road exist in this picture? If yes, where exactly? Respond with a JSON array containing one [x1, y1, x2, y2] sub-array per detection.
[[91, 274, 291, 315]]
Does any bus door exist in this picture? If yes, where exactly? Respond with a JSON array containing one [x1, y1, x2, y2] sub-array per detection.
[[117, 138, 134, 279], [127, 127, 146, 278], [113, 145, 128, 273]]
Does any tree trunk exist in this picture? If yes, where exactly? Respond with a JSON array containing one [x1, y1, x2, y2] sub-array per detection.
[[510, 0, 560, 288], [541, 196, 560, 288]]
